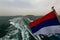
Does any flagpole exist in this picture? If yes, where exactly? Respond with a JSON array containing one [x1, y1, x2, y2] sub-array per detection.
[[51, 6, 60, 36]]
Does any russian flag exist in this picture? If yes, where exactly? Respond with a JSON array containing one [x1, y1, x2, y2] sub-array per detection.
[[29, 10, 60, 35]]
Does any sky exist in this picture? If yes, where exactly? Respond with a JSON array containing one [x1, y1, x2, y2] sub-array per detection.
[[0, 0, 60, 16]]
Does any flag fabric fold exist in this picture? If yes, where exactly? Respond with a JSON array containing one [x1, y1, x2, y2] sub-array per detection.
[[29, 10, 60, 35]]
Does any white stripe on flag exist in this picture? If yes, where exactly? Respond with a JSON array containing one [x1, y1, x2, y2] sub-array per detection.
[[34, 25, 60, 35]]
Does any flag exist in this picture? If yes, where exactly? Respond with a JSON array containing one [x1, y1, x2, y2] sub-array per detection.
[[29, 10, 60, 35]]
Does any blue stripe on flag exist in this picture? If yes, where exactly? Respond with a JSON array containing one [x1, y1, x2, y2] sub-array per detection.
[[31, 18, 60, 33]]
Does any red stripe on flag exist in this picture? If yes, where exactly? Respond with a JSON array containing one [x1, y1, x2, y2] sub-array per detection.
[[29, 10, 57, 28]]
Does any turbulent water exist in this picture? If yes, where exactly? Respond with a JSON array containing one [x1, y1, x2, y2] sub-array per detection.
[[0, 15, 60, 40]]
